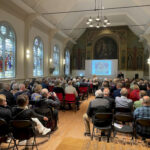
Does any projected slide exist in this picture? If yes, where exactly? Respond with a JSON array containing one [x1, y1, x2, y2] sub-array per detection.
[[92, 60, 112, 75]]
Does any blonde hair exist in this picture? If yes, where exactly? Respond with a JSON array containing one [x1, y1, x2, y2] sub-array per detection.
[[0, 94, 6, 104], [133, 84, 139, 90], [34, 84, 42, 93]]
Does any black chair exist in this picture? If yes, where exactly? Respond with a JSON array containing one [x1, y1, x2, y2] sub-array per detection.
[[0, 119, 12, 149], [135, 119, 150, 139], [10, 120, 38, 150], [113, 113, 134, 139], [115, 107, 132, 113], [91, 113, 113, 142], [34, 107, 56, 132]]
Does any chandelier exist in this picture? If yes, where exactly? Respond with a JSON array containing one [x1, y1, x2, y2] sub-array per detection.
[[86, 0, 111, 28]]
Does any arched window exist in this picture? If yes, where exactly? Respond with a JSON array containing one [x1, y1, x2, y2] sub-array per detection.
[[0, 22, 16, 78], [33, 37, 43, 77], [65, 50, 70, 75], [53, 45, 60, 75]]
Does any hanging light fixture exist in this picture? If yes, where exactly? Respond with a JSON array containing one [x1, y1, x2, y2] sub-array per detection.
[[86, 0, 111, 28]]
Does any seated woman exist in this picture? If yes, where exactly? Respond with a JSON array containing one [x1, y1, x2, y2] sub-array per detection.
[[12, 94, 50, 135], [31, 84, 42, 101]]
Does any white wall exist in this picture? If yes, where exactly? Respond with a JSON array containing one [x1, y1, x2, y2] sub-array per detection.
[[0, 9, 66, 80], [0, 9, 25, 79]]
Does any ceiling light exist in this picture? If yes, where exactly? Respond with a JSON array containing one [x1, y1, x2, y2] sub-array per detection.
[[85, 0, 111, 28], [96, 16, 100, 21], [107, 20, 111, 25], [88, 17, 93, 22], [89, 23, 94, 28], [86, 21, 90, 25], [96, 24, 100, 28], [104, 16, 108, 23]]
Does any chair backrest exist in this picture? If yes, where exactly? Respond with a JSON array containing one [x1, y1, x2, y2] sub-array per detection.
[[79, 87, 88, 93], [34, 107, 53, 118], [115, 107, 131, 113], [0, 118, 9, 136], [65, 94, 76, 103], [136, 119, 150, 127], [56, 93, 63, 101], [92, 113, 113, 126], [11, 120, 34, 140], [114, 113, 133, 122]]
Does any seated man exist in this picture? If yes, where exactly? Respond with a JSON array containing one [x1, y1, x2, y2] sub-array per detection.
[[12, 94, 50, 135], [134, 90, 147, 109], [0, 94, 12, 122], [35, 89, 60, 130], [115, 88, 133, 110], [134, 96, 150, 137], [65, 81, 79, 109], [113, 82, 122, 98], [0, 83, 14, 106], [83, 90, 112, 136]]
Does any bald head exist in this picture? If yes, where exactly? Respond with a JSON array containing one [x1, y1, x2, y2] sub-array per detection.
[[142, 96, 150, 106], [120, 88, 128, 97], [41, 88, 49, 98]]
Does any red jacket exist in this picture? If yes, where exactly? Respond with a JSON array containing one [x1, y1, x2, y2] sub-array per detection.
[[129, 89, 140, 101]]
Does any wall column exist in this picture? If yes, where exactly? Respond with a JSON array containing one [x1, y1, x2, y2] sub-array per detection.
[[24, 13, 39, 79]]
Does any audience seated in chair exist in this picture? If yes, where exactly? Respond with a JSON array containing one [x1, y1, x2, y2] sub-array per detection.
[[134, 90, 147, 109], [12, 95, 51, 136], [31, 84, 42, 101], [134, 96, 150, 137], [115, 88, 133, 110], [83, 89, 112, 136], [0, 83, 15, 106], [65, 81, 79, 109], [0, 94, 12, 123], [35, 89, 60, 130]]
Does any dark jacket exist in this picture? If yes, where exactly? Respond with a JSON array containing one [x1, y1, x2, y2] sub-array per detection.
[[0, 105, 12, 122], [35, 96, 60, 109], [0, 89, 14, 106], [87, 97, 112, 118], [113, 89, 121, 98], [12, 107, 44, 120], [53, 87, 65, 96]]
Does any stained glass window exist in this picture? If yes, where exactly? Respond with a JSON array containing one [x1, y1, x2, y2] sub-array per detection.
[[53, 45, 60, 75], [65, 50, 70, 75], [33, 37, 43, 77], [0, 23, 16, 78]]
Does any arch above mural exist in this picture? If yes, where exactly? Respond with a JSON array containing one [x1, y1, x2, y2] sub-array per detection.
[[93, 36, 118, 59]]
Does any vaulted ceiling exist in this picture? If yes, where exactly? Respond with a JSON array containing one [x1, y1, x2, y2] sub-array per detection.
[[11, 0, 150, 42]]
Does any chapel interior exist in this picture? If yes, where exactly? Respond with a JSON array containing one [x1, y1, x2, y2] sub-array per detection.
[[0, 0, 150, 150]]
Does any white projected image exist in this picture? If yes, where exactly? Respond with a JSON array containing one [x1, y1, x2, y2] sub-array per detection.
[[92, 60, 112, 75]]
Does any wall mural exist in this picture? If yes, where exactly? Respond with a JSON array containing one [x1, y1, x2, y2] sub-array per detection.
[[94, 37, 118, 59], [71, 26, 145, 72]]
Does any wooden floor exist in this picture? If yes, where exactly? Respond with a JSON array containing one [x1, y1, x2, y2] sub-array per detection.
[[38, 95, 94, 150], [2, 95, 149, 150]]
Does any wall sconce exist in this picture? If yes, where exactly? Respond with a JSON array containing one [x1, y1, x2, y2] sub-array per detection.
[[147, 58, 150, 64], [26, 49, 30, 58], [63, 59, 66, 65], [49, 58, 52, 63]]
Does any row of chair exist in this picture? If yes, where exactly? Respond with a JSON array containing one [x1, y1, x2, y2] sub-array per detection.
[[91, 112, 150, 142], [0, 119, 43, 150]]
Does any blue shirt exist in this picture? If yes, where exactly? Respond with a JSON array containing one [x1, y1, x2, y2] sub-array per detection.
[[134, 106, 150, 135]]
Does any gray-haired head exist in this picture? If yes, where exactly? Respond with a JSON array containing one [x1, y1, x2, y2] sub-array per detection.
[[95, 89, 103, 97]]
